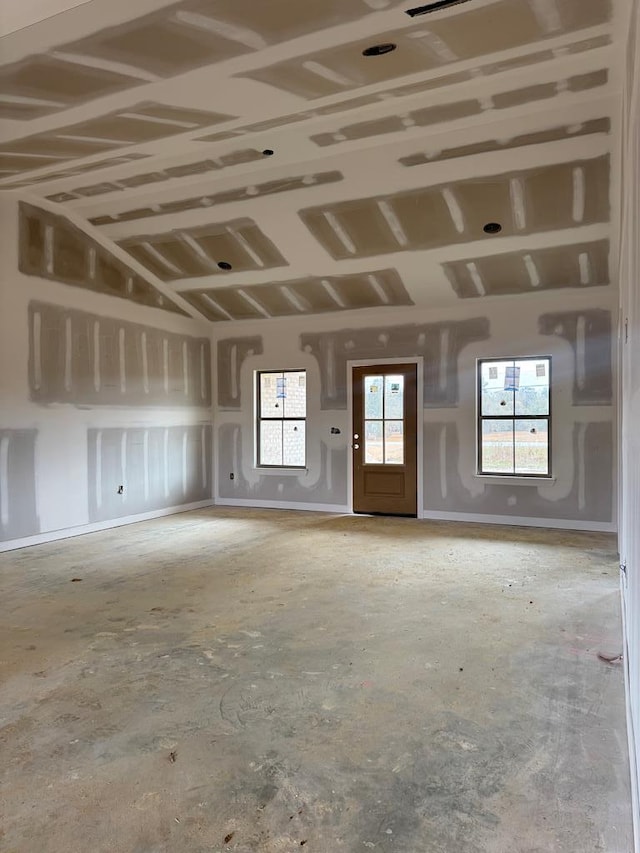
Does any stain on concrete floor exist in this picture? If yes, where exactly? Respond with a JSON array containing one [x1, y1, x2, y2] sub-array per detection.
[[0, 510, 632, 852]]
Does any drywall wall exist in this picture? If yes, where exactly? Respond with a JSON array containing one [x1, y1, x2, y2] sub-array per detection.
[[619, 1, 640, 847], [0, 196, 213, 548], [213, 286, 616, 529]]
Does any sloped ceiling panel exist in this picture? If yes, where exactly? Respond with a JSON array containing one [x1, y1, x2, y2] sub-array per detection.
[[19, 202, 188, 314]]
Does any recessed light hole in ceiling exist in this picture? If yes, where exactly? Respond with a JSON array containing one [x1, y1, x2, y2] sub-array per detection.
[[483, 222, 502, 235], [218, 261, 233, 270], [262, 149, 275, 156], [362, 43, 397, 57], [405, 0, 475, 17]]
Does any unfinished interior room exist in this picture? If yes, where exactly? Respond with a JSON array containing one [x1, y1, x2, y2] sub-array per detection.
[[1, 0, 639, 850]]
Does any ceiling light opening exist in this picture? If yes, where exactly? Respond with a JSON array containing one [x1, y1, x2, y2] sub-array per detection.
[[362, 43, 397, 57], [483, 222, 502, 235], [405, 0, 474, 17], [218, 261, 233, 270], [262, 149, 274, 156]]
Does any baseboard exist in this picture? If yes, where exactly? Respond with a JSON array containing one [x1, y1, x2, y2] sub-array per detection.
[[4, 501, 612, 552], [422, 509, 616, 532], [621, 572, 640, 853], [213, 500, 615, 531], [215, 497, 349, 514], [0, 500, 215, 552]]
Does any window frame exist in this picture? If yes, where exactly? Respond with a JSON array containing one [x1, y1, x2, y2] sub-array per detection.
[[256, 369, 307, 469], [477, 356, 552, 478]]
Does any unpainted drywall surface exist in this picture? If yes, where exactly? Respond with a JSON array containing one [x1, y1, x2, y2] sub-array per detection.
[[213, 291, 614, 526], [539, 309, 613, 405], [424, 420, 613, 522], [299, 157, 610, 262], [0, 429, 40, 541], [218, 423, 348, 505], [0, 197, 213, 546], [239, 0, 610, 98], [29, 301, 211, 408], [301, 319, 489, 409], [19, 202, 187, 314], [618, 3, 640, 846], [217, 337, 264, 409], [88, 424, 212, 522]]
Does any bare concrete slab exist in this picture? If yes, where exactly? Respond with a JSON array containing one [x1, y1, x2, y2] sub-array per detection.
[[0, 509, 631, 853]]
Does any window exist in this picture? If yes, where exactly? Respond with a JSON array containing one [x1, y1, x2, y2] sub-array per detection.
[[478, 357, 551, 477], [257, 371, 306, 467]]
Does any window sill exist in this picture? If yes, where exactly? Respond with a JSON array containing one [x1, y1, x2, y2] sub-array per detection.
[[474, 475, 556, 486], [255, 467, 307, 476]]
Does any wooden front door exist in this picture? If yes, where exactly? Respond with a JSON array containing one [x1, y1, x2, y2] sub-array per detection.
[[352, 363, 418, 517]]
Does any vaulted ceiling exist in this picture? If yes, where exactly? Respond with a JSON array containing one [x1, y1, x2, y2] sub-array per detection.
[[0, 0, 626, 322]]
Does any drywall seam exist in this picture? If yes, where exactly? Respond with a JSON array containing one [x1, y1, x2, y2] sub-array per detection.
[[0, 499, 214, 553], [29, 301, 212, 407], [20, 194, 207, 322], [1, 0, 94, 37]]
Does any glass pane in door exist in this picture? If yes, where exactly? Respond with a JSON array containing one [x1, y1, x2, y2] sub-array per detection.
[[384, 376, 404, 419], [365, 420, 383, 463], [384, 421, 404, 464], [364, 376, 383, 418]]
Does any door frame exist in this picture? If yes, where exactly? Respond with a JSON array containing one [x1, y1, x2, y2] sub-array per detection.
[[346, 357, 424, 519]]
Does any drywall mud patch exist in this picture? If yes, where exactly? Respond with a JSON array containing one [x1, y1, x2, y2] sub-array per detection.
[[443, 240, 610, 297], [29, 302, 212, 408], [88, 424, 211, 523], [310, 100, 481, 147], [19, 203, 187, 315], [90, 171, 343, 225], [3, 154, 149, 192], [119, 218, 287, 282], [0, 0, 403, 122], [539, 310, 612, 405], [310, 70, 607, 149], [301, 319, 489, 409], [424, 420, 612, 522], [217, 337, 263, 409], [299, 157, 610, 260], [400, 119, 611, 168], [185, 268, 413, 322], [0, 429, 40, 541], [217, 424, 348, 504], [0, 103, 233, 177], [239, 0, 611, 98]]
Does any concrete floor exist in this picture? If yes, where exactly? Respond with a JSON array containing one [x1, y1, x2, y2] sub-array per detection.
[[0, 509, 633, 853]]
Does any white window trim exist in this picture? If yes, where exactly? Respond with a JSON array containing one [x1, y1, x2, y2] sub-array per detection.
[[255, 369, 307, 470], [476, 355, 552, 479]]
